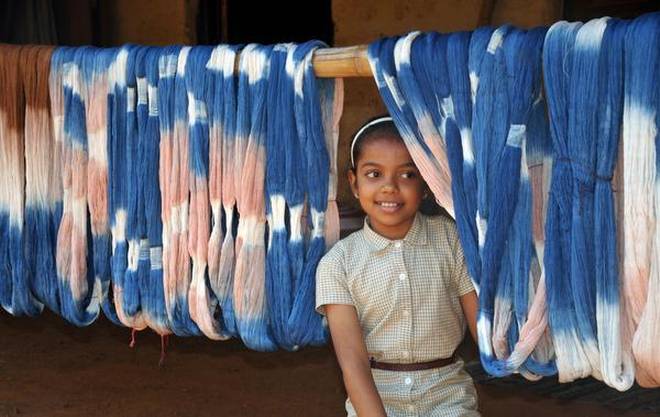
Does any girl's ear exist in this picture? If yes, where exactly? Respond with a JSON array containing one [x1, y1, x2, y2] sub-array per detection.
[[347, 169, 359, 198]]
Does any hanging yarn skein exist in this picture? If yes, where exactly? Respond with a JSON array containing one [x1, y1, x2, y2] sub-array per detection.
[[265, 43, 297, 350], [543, 20, 598, 383], [84, 47, 119, 326], [55, 47, 104, 326], [133, 46, 171, 335], [565, 18, 608, 382], [368, 30, 554, 378], [491, 27, 556, 379], [21, 45, 59, 316], [583, 18, 634, 391], [108, 45, 147, 331], [185, 45, 229, 340], [207, 44, 240, 337], [158, 45, 200, 336], [139, 46, 172, 335], [288, 40, 334, 346], [321, 75, 343, 249], [122, 45, 149, 322], [43, 46, 73, 317], [511, 50, 555, 376], [446, 31, 481, 290], [170, 46, 202, 336], [233, 44, 277, 351], [472, 25, 511, 250], [282, 46, 306, 343], [368, 36, 455, 218], [624, 12, 660, 388], [0, 45, 42, 317], [134, 47, 151, 325]]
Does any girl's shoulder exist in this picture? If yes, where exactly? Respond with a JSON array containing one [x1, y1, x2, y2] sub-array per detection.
[[422, 211, 456, 231], [421, 212, 460, 246], [318, 228, 368, 269]]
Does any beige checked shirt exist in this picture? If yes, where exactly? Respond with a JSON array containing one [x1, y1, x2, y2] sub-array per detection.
[[316, 213, 479, 417]]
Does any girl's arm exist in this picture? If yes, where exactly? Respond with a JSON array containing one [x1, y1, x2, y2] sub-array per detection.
[[325, 304, 387, 417], [459, 290, 479, 345]]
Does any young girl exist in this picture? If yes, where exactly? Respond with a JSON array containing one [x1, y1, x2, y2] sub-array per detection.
[[316, 116, 480, 417]]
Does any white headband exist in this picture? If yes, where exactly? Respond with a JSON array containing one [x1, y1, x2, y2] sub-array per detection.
[[350, 116, 394, 168]]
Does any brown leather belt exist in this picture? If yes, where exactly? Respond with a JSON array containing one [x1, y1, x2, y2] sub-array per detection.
[[369, 355, 455, 372]]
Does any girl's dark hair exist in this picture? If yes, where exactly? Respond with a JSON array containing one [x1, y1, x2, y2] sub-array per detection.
[[350, 115, 401, 170]]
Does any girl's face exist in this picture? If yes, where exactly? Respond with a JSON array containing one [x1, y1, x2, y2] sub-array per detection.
[[348, 135, 425, 240]]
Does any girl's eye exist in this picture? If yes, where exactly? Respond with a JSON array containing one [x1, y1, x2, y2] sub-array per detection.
[[401, 171, 417, 179], [365, 170, 380, 178]]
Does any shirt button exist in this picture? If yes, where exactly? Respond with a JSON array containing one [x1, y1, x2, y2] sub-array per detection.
[[402, 310, 409, 317], [407, 404, 415, 412], [404, 377, 412, 385], [402, 350, 409, 358], [394, 241, 402, 248], [399, 273, 406, 281]]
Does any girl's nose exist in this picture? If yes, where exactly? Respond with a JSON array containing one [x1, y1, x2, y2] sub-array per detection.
[[380, 177, 398, 193]]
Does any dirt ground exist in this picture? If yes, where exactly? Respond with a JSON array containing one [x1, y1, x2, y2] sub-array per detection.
[[0, 311, 656, 417]]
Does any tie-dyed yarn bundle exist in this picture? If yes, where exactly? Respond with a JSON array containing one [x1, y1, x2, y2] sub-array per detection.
[[1, 12, 660, 389], [0, 43, 342, 352], [368, 12, 660, 390]]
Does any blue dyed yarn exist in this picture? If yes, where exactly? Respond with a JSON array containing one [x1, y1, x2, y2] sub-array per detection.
[[368, 36, 453, 215], [406, 31, 480, 287], [409, 32, 480, 292], [84, 47, 122, 326], [1, 45, 42, 317], [134, 46, 151, 321], [170, 46, 201, 336], [467, 26, 493, 253], [207, 44, 240, 337], [24, 47, 66, 315], [566, 20, 607, 365], [368, 36, 431, 162], [502, 27, 555, 378], [108, 45, 148, 329], [56, 46, 102, 326], [265, 43, 296, 349], [281, 47, 307, 301], [468, 26, 494, 105], [234, 44, 277, 351], [369, 28, 556, 378], [446, 31, 481, 288], [141, 47, 171, 334], [592, 18, 634, 391], [543, 21, 594, 382], [156, 46, 198, 336], [288, 40, 331, 347], [135, 47, 157, 325], [516, 32, 557, 378], [122, 45, 146, 318], [185, 45, 229, 339], [108, 46, 131, 327], [474, 25, 512, 247]]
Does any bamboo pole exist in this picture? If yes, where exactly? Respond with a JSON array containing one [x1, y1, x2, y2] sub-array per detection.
[[312, 45, 372, 78]]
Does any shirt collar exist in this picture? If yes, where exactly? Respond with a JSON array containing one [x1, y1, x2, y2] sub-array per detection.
[[362, 212, 428, 252]]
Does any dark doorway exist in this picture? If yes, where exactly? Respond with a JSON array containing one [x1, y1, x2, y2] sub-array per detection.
[[197, 0, 334, 45]]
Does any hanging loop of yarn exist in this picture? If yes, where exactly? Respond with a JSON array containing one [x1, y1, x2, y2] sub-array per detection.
[[233, 44, 277, 351], [288, 40, 335, 347]]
